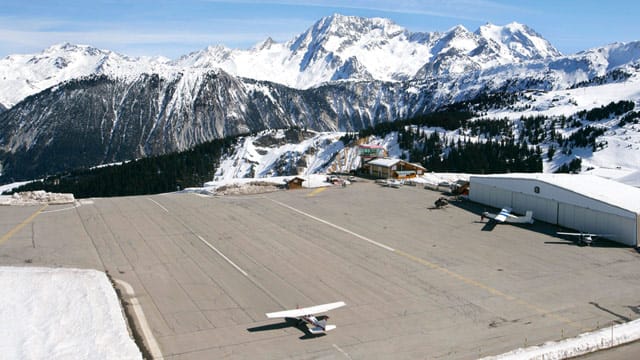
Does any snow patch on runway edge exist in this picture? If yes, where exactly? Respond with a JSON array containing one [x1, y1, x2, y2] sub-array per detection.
[[0, 267, 142, 360], [481, 318, 640, 359], [0, 190, 74, 205]]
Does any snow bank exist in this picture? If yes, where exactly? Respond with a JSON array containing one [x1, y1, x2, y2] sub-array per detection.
[[481, 319, 640, 360], [0, 267, 142, 360], [420, 172, 470, 186], [202, 174, 332, 195], [0, 190, 75, 205]]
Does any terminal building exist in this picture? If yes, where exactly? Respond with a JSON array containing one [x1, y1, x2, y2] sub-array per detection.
[[469, 173, 640, 247]]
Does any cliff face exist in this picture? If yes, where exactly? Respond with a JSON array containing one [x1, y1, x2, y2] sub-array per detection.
[[0, 71, 438, 180]]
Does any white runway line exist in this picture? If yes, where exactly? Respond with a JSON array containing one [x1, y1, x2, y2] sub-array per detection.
[[265, 197, 395, 252], [114, 278, 164, 359], [196, 235, 249, 277], [148, 198, 169, 213], [333, 344, 353, 359], [147, 197, 250, 278]]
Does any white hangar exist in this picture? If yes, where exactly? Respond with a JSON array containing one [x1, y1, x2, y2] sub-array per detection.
[[469, 173, 640, 247]]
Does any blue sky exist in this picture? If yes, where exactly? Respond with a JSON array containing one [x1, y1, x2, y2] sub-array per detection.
[[1, 0, 638, 58]]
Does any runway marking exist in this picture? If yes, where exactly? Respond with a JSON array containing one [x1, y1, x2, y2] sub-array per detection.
[[196, 235, 249, 277], [267, 197, 580, 329], [114, 279, 164, 360], [265, 197, 395, 252], [0, 204, 48, 246], [148, 198, 169, 213], [150, 197, 251, 280], [333, 344, 353, 359], [307, 187, 327, 197]]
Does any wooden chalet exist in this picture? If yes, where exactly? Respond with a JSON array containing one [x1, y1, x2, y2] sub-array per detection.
[[365, 158, 426, 179], [285, 177, 306, 190]]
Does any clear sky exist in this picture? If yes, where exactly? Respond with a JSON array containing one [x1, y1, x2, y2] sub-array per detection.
[[1, 0, 638, 59]]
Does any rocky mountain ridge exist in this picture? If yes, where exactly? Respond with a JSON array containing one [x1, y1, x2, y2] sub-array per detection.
[[0, 14, 560, 108]]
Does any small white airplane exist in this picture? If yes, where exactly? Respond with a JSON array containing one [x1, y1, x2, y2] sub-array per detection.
[[557, 232, 612, 246], [482, 207, 534, 224], [266, 301, 346, 335]]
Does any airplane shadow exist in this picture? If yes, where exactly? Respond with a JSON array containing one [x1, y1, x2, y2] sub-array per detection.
[[480, 220, 497, 232], [544, 240, 580, 246], [427, 206, 447, 211], [546, 237, 630, 248], [247, 316, 328, 340]]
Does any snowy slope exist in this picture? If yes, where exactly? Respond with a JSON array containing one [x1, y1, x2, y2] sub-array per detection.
[[209, 73, 640, 184], [477, 69, 640, 174], [212, 129, 346, 182], [0, 267, 141, 360]]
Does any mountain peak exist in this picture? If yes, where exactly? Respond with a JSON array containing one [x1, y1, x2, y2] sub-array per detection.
[[475, 21, 561, 59], [254, 37, 277, 51], [310, 13, 405, 40], [44, 42, 108, 57]]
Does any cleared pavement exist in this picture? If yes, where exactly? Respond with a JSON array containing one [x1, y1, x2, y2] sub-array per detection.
[[1, 181, 640, 359]]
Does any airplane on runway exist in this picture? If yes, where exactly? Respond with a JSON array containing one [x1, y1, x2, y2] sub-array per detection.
[[265, 301, 346, 335], [557, 232, 613, 246], [482, 207, 534, 224]]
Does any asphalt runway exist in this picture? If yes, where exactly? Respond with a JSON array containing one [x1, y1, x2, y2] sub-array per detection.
[[2, 181, 640, 359]]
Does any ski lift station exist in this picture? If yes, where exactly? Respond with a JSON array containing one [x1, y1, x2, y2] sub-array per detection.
[[469, 173, 640, 247]]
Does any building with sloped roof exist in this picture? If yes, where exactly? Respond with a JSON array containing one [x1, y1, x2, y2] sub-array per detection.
[[469, 173, 640, 246], [365, 158, 426, 179]]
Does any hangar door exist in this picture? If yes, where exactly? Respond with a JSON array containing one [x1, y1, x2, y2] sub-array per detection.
[[470, 182, 512, 210], [512, 193, 558, 224], [558, 203, 637, 246]]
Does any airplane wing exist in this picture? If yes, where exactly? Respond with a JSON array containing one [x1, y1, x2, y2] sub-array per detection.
[[494, 207, 512, 222], [266, 301, 346, 319]]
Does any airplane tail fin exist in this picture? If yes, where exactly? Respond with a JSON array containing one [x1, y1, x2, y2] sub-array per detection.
[[309, 319, 337, 334]]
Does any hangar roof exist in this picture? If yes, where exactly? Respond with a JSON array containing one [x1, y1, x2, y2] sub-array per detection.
[[470, 173, 640, 214]]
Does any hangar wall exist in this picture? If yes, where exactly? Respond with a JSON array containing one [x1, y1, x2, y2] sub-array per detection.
[[469, 177, 638, 246], [471, 177, 632, 217]]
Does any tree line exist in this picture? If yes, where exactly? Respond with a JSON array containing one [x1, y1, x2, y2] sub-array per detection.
[[4, 98, 635, 197], [5, 137, 235, 198]]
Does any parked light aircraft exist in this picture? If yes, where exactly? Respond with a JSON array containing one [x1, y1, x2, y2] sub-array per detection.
[[266, 301, 346, 335], [482, 207, 534, 224], [557, 232, 612, 246]]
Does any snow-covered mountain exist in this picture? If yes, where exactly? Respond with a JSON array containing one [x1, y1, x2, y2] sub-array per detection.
[[1, 14, 640, 181], [175, 15, 561, 88], [0, 43, 174, 107], [0, 14, 561, 108]]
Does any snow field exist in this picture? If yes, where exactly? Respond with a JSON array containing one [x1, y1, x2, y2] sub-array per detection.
[[0, 267, 142, 360]]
